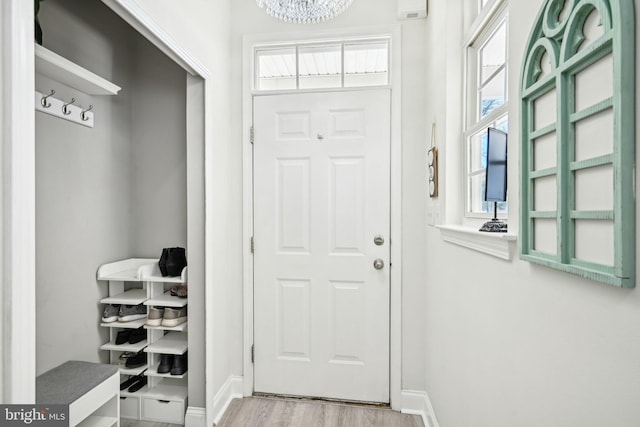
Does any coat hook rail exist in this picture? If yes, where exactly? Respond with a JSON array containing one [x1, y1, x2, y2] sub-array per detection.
[[35, 90, 94, 128]]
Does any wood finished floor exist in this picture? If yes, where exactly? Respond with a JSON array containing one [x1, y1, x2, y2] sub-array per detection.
[[120, 420, 181, 427], [216, 396, 424, 427]]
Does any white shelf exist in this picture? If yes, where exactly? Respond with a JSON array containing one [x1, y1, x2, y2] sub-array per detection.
[[118, 365, 148, 376], [35, 44, 121, 95], [119, 380, 188, 399], [144, 322, 188, 333], [97, 259, 187, 283], [97, 258, 157, 281], [100, 288, 147, 305], [98, 257, 189, 423], [120, 385, 149, 398], [144, 379, 188, 400], [140, 263, 188, 284], [100, 339, 148, 353], [77, 415, 118, 427], [437, 224, 517, 261], [145, 292, 187, 308], [144, 332, 187, 355], [145, 363, 188, 379], [100, 319, 146, 329]]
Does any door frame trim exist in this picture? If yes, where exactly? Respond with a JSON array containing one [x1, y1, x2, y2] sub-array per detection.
[[242, 25, 402, 410]]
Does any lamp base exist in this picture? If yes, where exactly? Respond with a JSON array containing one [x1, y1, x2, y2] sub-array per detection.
[[479, 219, 508, 233]]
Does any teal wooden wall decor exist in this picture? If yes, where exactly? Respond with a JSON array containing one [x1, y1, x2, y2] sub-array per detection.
[[520, 0, 636, 287]]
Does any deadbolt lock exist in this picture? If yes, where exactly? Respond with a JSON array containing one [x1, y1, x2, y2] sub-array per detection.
[[374, 235, 385, 246]]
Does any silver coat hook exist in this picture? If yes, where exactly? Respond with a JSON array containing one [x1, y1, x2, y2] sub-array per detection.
[[81, 105, 94, 122], [41, 90, 55, 108], [62, 98, 76, 115]]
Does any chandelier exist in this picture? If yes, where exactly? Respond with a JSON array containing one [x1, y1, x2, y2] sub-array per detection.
[[256, 0, 354, 24]]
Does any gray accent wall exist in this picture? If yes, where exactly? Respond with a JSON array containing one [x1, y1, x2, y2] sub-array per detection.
[[36, 0, 136, 374], [35, 0, 189, 377], [130, 35, 187, 258]]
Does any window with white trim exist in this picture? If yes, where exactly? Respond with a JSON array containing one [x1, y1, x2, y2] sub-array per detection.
[[464, 3, 509, 217], [254, 39, 390, 91]]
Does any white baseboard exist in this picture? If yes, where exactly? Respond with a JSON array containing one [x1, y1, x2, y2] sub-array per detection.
[[401, 390, 440, 427], [212, 375, 244, 425], [185, 406, 206, 427]]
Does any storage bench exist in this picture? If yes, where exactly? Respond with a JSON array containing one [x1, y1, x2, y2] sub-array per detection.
[[36, 361, 119, 427]]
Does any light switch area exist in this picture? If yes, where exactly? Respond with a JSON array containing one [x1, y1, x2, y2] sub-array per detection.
[[427, 204, 441, 227]]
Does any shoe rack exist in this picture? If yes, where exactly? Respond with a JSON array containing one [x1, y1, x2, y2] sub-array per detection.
[[97, 258, 189, 425]]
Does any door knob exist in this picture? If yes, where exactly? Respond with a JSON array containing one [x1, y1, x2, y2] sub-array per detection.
[[373, 259, 384, 270]]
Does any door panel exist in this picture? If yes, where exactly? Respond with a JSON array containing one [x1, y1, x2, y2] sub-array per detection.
[[330, 157, 365, 254], [277, 159, 310, 253], [253, 89, 391, 403]]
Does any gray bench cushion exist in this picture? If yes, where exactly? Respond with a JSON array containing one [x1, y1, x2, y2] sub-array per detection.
[[36, 361, 119, 404]]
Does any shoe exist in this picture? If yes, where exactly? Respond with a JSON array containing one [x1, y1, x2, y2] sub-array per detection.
[[157, 354, 174, 374], [128, 327, 146, 344], [102, 304, 120, 323], [115, 329, 132, 345], [171, 352, 187, 375], [165, 247, 187, 277], [159, 248, 169, 277], [119, 351, 134, 364], [120, 375, 142, 390], [170, 285, 188, 298], [118, 304, 146, 322], [125, 352, 146, 368], [145, 307, 165, 327], [127, 376, 147, 393], [161, 306, 187, 327]]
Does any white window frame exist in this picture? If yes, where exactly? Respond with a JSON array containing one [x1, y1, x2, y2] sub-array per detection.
[[253, 37, 391, 93], [463, 0, 509, 219]]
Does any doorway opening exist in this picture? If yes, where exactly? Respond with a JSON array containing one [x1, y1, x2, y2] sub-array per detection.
[[242, 27, 402, 409]]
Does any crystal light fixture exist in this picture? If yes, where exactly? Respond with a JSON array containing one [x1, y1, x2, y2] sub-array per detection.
[[256, 0, 354, 24]]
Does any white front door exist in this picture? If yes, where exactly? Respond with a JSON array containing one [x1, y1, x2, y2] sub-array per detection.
[[253, 89, 391, 403]]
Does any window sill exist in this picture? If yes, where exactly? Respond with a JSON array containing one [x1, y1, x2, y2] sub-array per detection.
[[436, 224, 518, 261]]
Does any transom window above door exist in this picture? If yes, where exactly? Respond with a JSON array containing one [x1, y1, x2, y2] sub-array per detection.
[[254, 39, 390, 91]]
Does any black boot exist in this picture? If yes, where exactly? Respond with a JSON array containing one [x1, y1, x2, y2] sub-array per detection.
[[171, 352, 188, 375], [157, 354, 174, 374]]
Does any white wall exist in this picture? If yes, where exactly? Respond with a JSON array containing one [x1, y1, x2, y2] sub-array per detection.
[[0, 5, 5, 403], [230, 0, 429, 393], [423, 1, 640, 426], [2, 0, 36, 403]]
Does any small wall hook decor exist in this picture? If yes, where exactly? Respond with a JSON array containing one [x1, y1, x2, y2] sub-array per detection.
[[41, 90, 55, 108], [81, 105, 94, 122], [62, 98, 76, 115]]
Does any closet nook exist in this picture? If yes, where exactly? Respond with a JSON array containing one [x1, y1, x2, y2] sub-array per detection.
[[34, 0, 201, 424]]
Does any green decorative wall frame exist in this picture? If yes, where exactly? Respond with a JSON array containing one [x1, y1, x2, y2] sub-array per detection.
[[520, 0, 635, 287]]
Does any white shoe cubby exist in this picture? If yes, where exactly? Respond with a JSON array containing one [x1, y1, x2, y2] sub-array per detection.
[[97, 258, 189, 425]]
